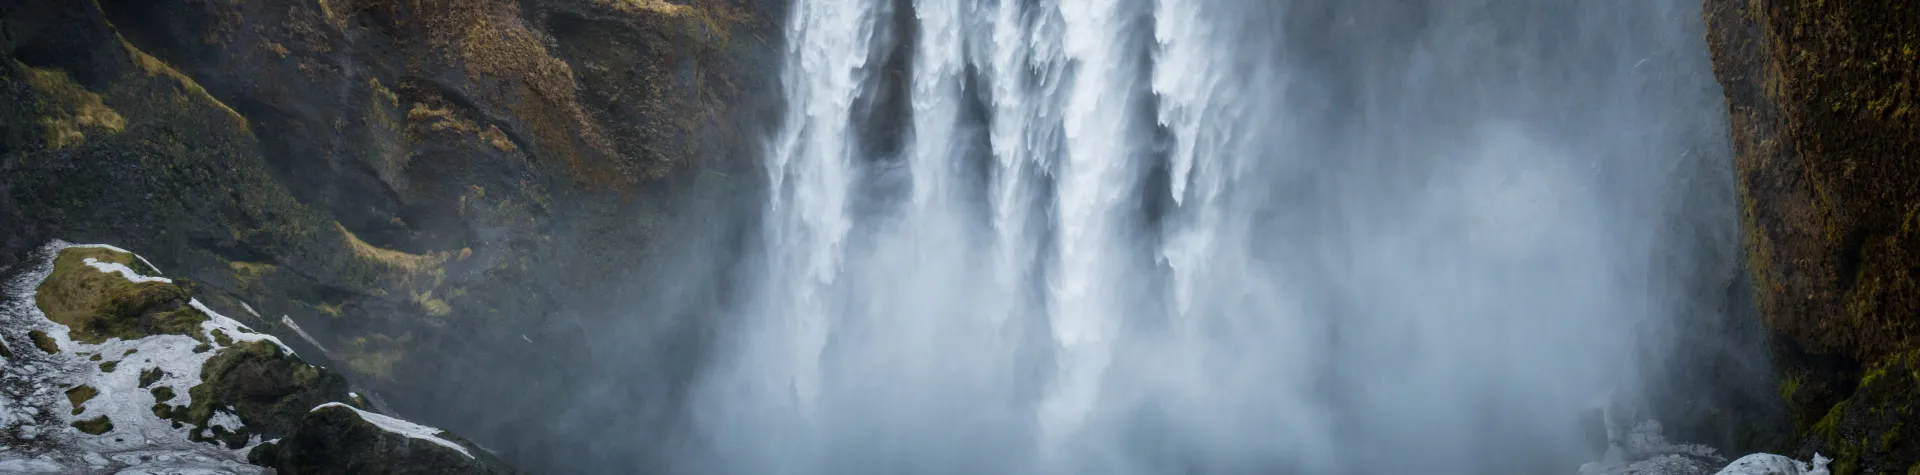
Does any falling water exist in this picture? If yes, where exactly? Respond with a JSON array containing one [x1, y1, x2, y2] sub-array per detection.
[[679, 0, 1739, 474]]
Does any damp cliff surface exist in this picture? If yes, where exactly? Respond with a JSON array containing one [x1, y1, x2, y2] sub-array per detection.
[[1704, 0, 1920, 473], [0, 0, 781, 471]]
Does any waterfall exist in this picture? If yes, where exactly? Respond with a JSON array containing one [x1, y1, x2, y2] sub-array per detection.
[[682, 0, 1734, 474]]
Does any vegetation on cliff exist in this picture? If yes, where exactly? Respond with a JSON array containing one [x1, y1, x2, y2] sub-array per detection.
[[1705, 1, 1918, 473]]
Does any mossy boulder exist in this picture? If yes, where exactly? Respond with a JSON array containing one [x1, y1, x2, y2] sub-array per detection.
[[256, 403, 516, 475], [34, 247, 208, 344], [167, 340, 349, 444]]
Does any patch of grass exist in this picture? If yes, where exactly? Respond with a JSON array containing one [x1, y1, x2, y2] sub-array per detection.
[[151, 386, 175, 402], [17, 61, 125, 149], [66, 385, 99, 415], [336, 223, 446, 274], [99, 361, 118, 373], [71, 416, 113, 435], [34, 247, 209, 344], [118, 37, 249, 131], [407, 102, 479, 134], [481, 125, 518, 152], [227, 260, 277, 287]]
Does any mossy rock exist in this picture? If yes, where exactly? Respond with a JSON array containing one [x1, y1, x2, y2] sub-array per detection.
[[71, 415, 113, 435], [177, 340, 349, 441], [1797, 351, 1920, 475], [28, 330, 59, 354], [65, 385, 98, 415], [260, 404, 516, 475], [34, 247, 209, 344]]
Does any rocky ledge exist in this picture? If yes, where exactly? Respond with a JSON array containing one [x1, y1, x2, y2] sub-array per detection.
[[0, 242, 514, 474]]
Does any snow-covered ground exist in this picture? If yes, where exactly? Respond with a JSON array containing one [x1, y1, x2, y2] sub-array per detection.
[[0, 242, 277, 474], [309, 402, 473, 458]]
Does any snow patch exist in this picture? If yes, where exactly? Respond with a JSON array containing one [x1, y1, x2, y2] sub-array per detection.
[[278, 315, 326, 354], [0, 456, 64, 472], [193, 300, 295, 357], [1715, 453, 1831, 475], [0, 241, 273, 474], [309, 403, 472, 459], [62, 245, 162, 276], [80, 258, 172, 285]]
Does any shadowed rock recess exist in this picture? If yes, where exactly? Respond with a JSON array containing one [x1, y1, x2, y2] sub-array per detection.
[[0, 0, 781, 471], [1704, 1, 1920, 474]]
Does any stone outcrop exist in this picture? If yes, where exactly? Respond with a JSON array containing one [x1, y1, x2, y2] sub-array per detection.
[[1704, 1, 1919, 473], [0, 243, 510, 473], [0, 0, 778, 469]]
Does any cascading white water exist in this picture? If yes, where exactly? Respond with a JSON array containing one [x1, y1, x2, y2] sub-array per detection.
[[681, 0, 1733, 473]]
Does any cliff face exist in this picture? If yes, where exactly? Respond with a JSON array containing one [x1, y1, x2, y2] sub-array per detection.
[[0, 0, 779, 470], [1704, 1, 1919, 473]]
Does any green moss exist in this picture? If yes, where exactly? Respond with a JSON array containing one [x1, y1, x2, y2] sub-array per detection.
[[34, 247, 210, 344], [123, 348, 137, 356], [29, 330, 58, 354], [151, 386, 175, 402], [175, 339, 350, 441], [193, 343, 212, 353], [1817, 399, 1850, 442], [211, 329, 232, 346], [65, 385, 98, 415], [70, 415, 113, 435], [99, 361, 117, 373], [139, 367, 164, 387], [89, 353, 102, 361], [16, 61, 125, 149]]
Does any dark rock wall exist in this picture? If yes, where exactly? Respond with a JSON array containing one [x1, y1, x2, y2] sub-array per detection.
[[1705, 0, 1919, 473], [0, 0, 782, 471]]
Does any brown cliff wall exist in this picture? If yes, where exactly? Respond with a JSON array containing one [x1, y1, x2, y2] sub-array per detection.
[[1704, 1, 1919, 473]]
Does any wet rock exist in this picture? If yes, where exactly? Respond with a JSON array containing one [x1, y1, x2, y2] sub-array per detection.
[[259, 403, 516, 475]]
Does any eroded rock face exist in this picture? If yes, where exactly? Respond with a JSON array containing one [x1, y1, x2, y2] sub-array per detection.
[[1, 0, 777, 468], [1704, 0, 1920, 472], [0, 243, 510, 473]]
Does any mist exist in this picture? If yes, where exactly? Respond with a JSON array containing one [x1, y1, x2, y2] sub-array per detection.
[[475, 0, 1758, 474]]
